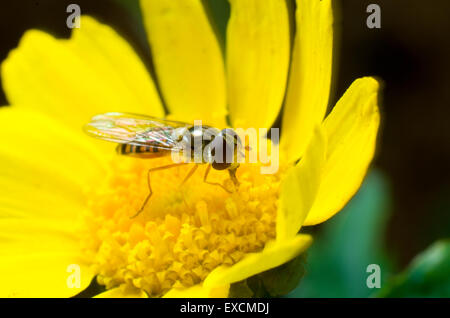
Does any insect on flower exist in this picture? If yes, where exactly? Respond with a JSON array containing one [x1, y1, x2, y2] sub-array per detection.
[[84, 112, 247, 217]]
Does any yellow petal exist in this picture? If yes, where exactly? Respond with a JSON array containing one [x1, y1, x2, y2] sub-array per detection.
[[95, 286, 148, 298], [140, 0, 227, 127], [0, 107, 106, 220], [277, 127, 327, 241], [0, 253, 94, 297], [0, 219, 93, 297], [304, 77, 381, 225], [226, 0, 290, 129], [0, 218, 80, 256], [203, 235, 312, 288], [1, 16, 164, 131], [281, 0, 334, 162], [163, 284, 229, 298]]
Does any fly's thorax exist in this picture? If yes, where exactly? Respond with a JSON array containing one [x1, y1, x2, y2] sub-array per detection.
[[173, 126, 243, 167], [175, 125, 219, 164]]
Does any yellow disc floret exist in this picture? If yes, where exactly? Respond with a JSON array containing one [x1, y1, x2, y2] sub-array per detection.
[[80, 154, 286, 297]]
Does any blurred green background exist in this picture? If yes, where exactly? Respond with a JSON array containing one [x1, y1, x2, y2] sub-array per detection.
[[0, 0, 449, 297]]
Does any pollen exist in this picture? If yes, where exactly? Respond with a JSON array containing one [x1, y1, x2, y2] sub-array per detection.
[[80, 154, 286, 297]]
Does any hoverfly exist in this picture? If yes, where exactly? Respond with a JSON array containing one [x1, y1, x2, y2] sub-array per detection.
[[84, 112, 245, 217]]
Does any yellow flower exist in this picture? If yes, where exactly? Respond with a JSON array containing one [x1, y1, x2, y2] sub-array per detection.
[[0, 0, 380, 297]]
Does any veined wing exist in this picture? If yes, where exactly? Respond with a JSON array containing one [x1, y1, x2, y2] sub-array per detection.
[[83, 112, 190, 150]]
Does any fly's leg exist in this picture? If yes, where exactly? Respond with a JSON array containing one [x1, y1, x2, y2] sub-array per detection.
[[228, 167, 240, 187], [203, 165, 233, 194], [180, 165, 199, 187], [173, 165, 199, 209], [131, 162, 189, 218]]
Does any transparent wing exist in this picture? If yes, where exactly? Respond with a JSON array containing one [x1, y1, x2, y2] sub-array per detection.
[[83, 112, 190, 150]]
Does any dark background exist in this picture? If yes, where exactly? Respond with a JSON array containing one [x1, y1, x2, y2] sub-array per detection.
[[0, 0, 449, 269]]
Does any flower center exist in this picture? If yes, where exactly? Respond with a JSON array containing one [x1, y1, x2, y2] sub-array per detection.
[[80, 154, 285, 297]]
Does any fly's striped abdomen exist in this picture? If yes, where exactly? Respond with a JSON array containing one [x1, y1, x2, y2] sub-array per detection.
[[116, 143, 169, 158]]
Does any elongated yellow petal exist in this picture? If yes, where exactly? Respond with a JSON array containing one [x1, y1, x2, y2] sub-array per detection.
[[140, 0, 227, 127], [226, 0, 290, 129], [0, 219, 93, 297], [203, 235, 312, 288], [304, 77, 381, 225], [0, 108, 100, 297], [281, 0, 334, 162], [0, 219, 80, 256], [1, 16, 164, 131], [163, 284, 229, 298], [0, 253, 94, 297], [95, 286, 148, 298], [277, 127, 327, 241], [0, 108, 106, 220]]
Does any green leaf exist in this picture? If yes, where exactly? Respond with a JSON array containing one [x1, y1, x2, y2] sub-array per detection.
[[228, 280, 255, 298], [257, 253, 307, 297], [203, 0, 230, 41], [112, 0, 149, 48], [288, 169, 394, 297], [229, 254, 307, 298], [375, 240, 450, 297]]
